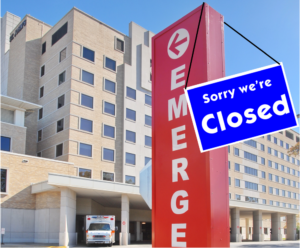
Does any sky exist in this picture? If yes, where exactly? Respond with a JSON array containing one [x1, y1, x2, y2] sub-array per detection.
[[2, 0, 299, 132]]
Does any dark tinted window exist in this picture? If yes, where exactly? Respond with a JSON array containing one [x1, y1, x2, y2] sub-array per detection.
[[59, 48, 66, 62], [57, 119, 64, 132], [116, 38, 124, 52], [104, 102, 115, 116], [37, 152, 41, 157], [145, 157, 151, 166], [104, 79, 116, 93], [56, 143, 63, 157], [1, 136, 11, 151], [126, 87, 136, 100], [59, 71, 66, 85], [57, 95, 65, 109], [103, 148, 114, 162], [52, 22, 68, 46], [126, 109, 136, 121], [83, 47, 95, 62], [1, 169, 7, 192], [125, 175, 135, 184], [80, 143, 92, 157], [38, 130, 42, 141], [39, 86, 44, 98], [103, 172, 114, 181], [41, 65, 45, 77], [81, 94, 93, 108], [105, 57, 116, 71], [89, 223, 110, 231], [126, 152, 135, 165], [82, 70, 94, 85], [286, 131, 294, 140], [145, 136, 152, 147], [103, 125, 115, 138], [145, 95, 152, 106], [80, 118, 93, 132], [39, 108, 43, 120], [145, 115, 152, 126], [42, 42, 46, 54], [126, 130, 136, 143], [79, 168, 91, 178]]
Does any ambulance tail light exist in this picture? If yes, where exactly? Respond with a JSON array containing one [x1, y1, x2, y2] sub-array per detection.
[[111, 218, 114, 220], [87, 218, 90, 220], [86, 230, 88, 233]]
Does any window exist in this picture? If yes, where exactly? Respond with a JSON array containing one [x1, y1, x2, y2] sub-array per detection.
[[59, 47, 66, 62], [261, 171, 265, 179], [57, 95, 65, 109], [274, 150, 278, 157], [245, 181, 258, 191], [275, 188, 279, 195], [280, 140, 283, 147], [260, 144, 265, 151], [262, 199, 266, 205], [41, 65, 45, 77], [286, 143, 290, 149], [104, 79, 116, 93], [286, 131, 294, 140], [261, 157, 265, 165], [145, 157, 151, 166], [293, 192, 296, 199], [103, 148, 114, 162], [145, 136, 152, 147], [244, 166, 258, 176], [281, 165, 284, 171], [126, 87, 136, 100], [1, 137, 10, 152], [235, 179, 240, 187], [286, 155, 290, 162], [103, 172, 114, 181], [126, 152, 136, 165], [37, 152, 41, 157], [228, 161, 231, 169], [287, 167, 290, 174], [81, 94, 93, 108], [1, 169, 7, 193], [229, 193, 231, 199], [293, 181, 296, 187], [268, 147, 271, 154], [288, 191, 291, 198], [126, 108, 136, 121], [116, 38, 124, 52], [298, 160, 300, 166], [125, 175, 135, 185], [228, 146, 230, 153], [83, 47, 95, 62], [245, 196, 258, 203], [105, 57, 116, 71], [56, 143, 63, 157], [267, 135, 271, 141], [39, 86, 44, 98], [244, 151, 257, 162], [145, 95, 152, 106], [235, 163, 240, 171], [274, 162, 278, 170], [275, 201, 279, 206], [79, 168, 91, 178], [103, 125, 115, 138], [126, 130, 136, 143], [104, 102, 115, 116], [268, 160, 272, 167], [262, 185, 266, 192], [287, 203, 291, 208], [244, 140, 257, 148], [275, 175, 279, 182], [269, 173, 272, 180], [80, 143, 92, 157], [282, 177, 285, 184], [145, 115, 152, 126], [292, 169, 295, 175], [297, 136, 300, 143], [234, 148, 239, 156], [82, 70, 94, 85], [269, 187, 273, 194], [281, 152, 284, 159], [39, 108, 43, 120], [270, 200, 273, 205], [292, 157, 295, 164], [80, 118, 93, 133], [38, 130, 42, 142], [287, 179, 290, 186], [42, 42, 46, 54], [52, 22, 68, 46], [235, 194, 241, 200], [282, 190, 285, 197], [58, 71, 66, 85], [274, 137, 277, 144], [229, 177, 231, 185], [57, 119, 64, 133]]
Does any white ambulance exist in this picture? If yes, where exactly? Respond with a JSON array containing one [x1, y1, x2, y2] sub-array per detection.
[[85, 215, 116, 246]]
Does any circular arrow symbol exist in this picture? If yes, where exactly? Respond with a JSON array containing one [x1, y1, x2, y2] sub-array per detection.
[[168, 28, 190, 59]]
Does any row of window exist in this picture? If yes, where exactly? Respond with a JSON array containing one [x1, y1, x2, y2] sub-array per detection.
[[269, 186, 299, 199], [268, 172, 299, 188], [267, 146, 299, 165], [268, 159, 300, 178]]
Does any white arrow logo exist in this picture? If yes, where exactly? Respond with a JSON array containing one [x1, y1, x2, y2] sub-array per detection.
[[168, 28, 190, 59]]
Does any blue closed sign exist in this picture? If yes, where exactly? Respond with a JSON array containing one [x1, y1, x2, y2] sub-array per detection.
[[185, 64, 298, 152]]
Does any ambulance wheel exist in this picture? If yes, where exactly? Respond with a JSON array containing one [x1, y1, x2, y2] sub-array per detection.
[[109, 242, 113, 247]]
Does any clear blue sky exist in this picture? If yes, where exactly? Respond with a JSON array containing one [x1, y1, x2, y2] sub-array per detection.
[[2, 0, 299, 131]]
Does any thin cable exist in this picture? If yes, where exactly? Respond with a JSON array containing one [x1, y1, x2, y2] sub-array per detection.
[[185, 3, 205, 89], [224, 22, 280, 65]]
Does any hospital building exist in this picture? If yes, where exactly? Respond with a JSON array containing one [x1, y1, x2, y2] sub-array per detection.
[[0, 9, 299, 246]]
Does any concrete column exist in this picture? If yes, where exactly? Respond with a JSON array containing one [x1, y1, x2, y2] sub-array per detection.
[[245, 218, 249, 240], [136, 221, 141, 241], [230, 208, 241, 242], [271, 213, 282, 241], [286, 214, 296, 240], [59, 188, 76, 246], [14, 109, 25, 126], [253, 210, 264, 241], [120, 194, 130, 245]]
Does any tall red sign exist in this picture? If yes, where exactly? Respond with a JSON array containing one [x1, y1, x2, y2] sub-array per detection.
[[152, 3, 229, 247]]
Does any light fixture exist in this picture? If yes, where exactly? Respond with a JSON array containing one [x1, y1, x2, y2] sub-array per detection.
[[142, 222, 146, 225]]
